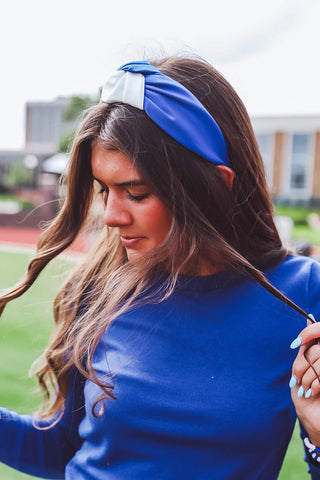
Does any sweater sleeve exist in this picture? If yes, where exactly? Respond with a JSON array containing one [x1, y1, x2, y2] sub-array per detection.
[[0, 368, 85, 479], [300, 424, 320, 479], [308, 260, 320, 319], [302, 260, 320, 478]]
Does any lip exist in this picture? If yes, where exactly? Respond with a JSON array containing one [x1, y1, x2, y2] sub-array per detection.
[[120, 235, 145, 248]]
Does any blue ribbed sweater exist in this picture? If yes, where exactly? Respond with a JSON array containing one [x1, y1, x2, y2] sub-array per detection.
[[1, 255, 320, 479]]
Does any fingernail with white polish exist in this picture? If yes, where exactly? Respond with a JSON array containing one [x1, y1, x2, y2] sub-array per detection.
[[298, 386, 304, 397], [289, 375, 297, 388], [290, 337, 302, 349], [305, 388, 312, 399]]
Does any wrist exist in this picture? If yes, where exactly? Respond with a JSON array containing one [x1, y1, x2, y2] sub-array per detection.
[[305, 429, 320, 448], [298, 417, 320, 447], [304, 434, 320, 463]]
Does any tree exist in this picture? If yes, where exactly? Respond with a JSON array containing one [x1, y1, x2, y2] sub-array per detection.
[[62, 95, 96, 122], [59, 94, 98, 153], [3, 163, 33, 188]]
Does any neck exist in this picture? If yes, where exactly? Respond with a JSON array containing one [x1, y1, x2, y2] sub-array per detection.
[[179, 257, 220, 276]]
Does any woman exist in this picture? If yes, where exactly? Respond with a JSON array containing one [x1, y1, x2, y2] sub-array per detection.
[[1, 56, 320, 479]]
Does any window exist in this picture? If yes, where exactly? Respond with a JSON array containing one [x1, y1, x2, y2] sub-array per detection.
[[256, 133, 273, 186], [290, 134, 310, 190]]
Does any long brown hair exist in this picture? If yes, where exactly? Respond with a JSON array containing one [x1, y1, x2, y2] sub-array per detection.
[[0, 55, 309, 422]]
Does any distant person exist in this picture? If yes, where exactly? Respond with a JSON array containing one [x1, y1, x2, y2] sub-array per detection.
[[1, 55, 320, 479]]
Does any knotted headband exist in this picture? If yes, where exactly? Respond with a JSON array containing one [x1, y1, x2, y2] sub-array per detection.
[[100, 60, 231, 168]]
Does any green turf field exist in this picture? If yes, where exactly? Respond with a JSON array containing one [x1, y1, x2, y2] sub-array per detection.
[[0, 250, 73, 479], [0, 250, 311, 479]]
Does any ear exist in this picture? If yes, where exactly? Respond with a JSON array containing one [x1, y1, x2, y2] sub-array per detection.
[[216, 165, 234, 190]]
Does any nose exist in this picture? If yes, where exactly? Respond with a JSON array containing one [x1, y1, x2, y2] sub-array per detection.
[[103, 192, 133, 228]]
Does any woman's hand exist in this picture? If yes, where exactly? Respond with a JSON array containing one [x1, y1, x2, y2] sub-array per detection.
[[291, 321, 320, 446]]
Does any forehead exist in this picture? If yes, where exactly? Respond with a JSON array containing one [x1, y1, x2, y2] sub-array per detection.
[[91, 144, 141, 183]]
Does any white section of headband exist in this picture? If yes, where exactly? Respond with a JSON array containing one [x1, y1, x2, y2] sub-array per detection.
[[100, 71, 145, 110]]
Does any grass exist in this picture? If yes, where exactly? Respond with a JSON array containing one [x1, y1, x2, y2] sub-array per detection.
[[291, 225, 320, 246], [0, 249, 313, 479], [0, 250, 73, 479], [275, 205, 320, 225], [0, 193, 35, 210], [275, 204, 320, 246], [0, 195, 14, 201]]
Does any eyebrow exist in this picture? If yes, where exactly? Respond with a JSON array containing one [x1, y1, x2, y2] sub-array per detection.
[[93, 176, 146, 187]]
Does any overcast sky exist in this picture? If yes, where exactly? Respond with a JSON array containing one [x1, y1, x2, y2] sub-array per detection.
[[1, 0, 319, 150]]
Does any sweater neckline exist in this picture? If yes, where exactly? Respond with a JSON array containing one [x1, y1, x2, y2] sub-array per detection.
[[174, 270, 250, 294], [173, 255, 291, 294]]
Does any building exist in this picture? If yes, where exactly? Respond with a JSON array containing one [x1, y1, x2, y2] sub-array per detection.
[[0, 97, 74, 189], [25, 97, 73, 154], [1, 100, 320, 206], [252, 114, 320, 206]]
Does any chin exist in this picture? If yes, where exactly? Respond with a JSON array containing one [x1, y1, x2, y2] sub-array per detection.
[[126, 250, 144, 262]]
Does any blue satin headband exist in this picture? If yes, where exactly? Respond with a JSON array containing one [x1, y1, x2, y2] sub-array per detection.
[[100, 60, 231, 168]]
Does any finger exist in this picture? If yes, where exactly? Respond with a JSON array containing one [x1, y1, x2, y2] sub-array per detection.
[[309, 376, 320, 397], [292, 342, 320, 384], [299, 360, 320, 396], [303, 345, 320, 391], [290, 320, 320, 350], [304, 343, 320, 365], [291, 348, 312, 386]]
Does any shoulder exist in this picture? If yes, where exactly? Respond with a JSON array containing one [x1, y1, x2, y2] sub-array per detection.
[[266, 255, 320, 298], [268, 254, 320, 282]]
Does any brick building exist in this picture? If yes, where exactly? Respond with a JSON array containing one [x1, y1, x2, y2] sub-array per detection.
[[252, 115, 320, 206]]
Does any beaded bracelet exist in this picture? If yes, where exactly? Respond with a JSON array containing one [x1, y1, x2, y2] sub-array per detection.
[[304, 435, 320, 463]]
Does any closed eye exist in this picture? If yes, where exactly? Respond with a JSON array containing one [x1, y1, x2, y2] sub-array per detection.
[[127, 192, 150, 202], [98, 186, 109, 195], [97, 186, 148, 203]]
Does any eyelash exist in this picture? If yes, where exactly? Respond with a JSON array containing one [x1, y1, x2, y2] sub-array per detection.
[[98, 187, 108, 196], [127, 192, 149, 203], [98, 188, 149, 203]]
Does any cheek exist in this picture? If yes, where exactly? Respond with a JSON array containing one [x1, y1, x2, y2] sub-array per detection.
[[142, 202, 172, 238]]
